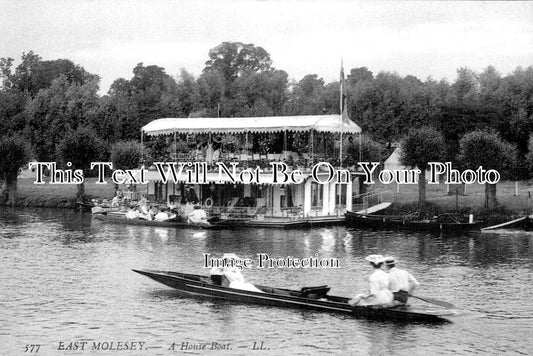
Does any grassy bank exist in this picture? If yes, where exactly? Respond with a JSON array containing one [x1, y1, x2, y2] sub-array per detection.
[[4, 178, 118, 208], [371, 180, 533, 223]]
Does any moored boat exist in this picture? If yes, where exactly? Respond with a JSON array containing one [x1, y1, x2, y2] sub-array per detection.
[[133, 269, 455, 323], [93, 212, 222, 230], [345, 211, 480, 233], [481, 215, 533, 232]]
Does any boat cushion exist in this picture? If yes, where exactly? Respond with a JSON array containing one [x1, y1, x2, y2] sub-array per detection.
[[300, 285, 330, 299]]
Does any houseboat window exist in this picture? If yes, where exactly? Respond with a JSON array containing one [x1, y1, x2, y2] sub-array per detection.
[[335, 184, 347, 205], [311, 182, 323, 208]]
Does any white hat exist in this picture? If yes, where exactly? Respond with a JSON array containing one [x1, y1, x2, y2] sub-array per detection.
[[365, 254, 385, 264], [384, 256, 396, 266]]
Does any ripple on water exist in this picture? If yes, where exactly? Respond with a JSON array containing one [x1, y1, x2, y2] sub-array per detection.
[[1, 208, 532, 355]]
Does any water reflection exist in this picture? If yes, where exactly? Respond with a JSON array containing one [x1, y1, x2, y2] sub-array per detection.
[[1, 208, 532, 355]]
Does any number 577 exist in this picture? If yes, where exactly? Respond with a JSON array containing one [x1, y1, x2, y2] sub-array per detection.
[[25, 344, 41, 353]]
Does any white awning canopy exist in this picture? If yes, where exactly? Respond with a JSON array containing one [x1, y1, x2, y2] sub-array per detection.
[[141, 115, 361, 136]]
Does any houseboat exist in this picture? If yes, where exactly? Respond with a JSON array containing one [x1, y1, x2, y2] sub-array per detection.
[[139, 115, 363, 228]]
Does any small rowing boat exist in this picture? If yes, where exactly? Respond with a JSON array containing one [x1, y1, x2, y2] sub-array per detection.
[[345, 211, 480, 233], [93, 213, 222, 230], [133, 269, 455, 323]]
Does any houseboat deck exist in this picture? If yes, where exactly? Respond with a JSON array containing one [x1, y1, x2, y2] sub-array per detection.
[[215, 215, 345, 229]]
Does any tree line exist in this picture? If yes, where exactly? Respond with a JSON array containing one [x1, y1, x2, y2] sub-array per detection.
[[0, 41, 532, 206]]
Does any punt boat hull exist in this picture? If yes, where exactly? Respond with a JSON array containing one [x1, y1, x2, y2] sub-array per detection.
[[93, 213, 222, 229], [133, 269, 454, 323]]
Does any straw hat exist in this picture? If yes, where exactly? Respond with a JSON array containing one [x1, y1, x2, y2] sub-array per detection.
[[384, 256, 396, 266], [365, 254, 385, 264]]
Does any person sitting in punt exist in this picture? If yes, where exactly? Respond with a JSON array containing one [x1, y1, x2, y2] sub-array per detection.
[[111, 191, 123, 207], [138, 205, 154, 221], [210, 254, 264, 293], [349, 254, 394, 307], [125, 207, 140, 220], [383, 256, 420, 305], [138, 195, 148, 208], [154, 207, 177, 222], [187, 205, 209, 225]]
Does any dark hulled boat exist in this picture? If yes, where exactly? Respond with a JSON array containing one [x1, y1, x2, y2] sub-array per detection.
[[133, 269, 455, 323], [93, 213, 222, 230], [345, 211, 480, 233]]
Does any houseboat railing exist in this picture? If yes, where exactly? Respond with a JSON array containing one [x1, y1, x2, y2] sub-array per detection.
[[352, 190, 393, 213], [206, 206, 305, 220]]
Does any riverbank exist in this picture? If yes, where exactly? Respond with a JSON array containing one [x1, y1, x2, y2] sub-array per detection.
[[1, 178, 118, 208], [2, 178, 532, 221], [373, 179, 533, 224]]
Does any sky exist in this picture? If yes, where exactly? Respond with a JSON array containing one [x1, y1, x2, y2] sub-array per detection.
[[1, 0, 532, 94]]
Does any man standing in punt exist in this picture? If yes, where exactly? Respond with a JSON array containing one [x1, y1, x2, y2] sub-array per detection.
[[384, 256, 420, 305]]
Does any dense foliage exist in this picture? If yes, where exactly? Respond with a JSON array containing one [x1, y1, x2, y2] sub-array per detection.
[[528, 135, 533, 176], [400, 127, 446, 205], [110, 141, 143, 170], [0, 135, 31, 204], [457, 130, 518, 208], [56, 127, 105, 198], [0, 41, 532, 184]]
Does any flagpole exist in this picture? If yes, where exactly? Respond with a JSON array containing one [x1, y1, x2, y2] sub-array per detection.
[[339, 59, 344, 169], [338, 59, 344, 214]]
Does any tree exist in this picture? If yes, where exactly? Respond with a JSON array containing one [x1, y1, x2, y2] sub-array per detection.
[[400, 127, 446, 205], [1, 51, 98, 97], [497, 66, 533, 156], [197, 69, 226, 116], [204, 42, 272, 83], [457, 130, 517, 208], [344, 134, 385, 166], [107, 63, 180, 138], [227, 69, 288, 117], [199, 42, 284, 117], [344, 134, 385, 195], [479, 65, 502, 106], [25, 75, 101, 161], [528, 135, 533, 178], [176, 69, 201, 117], [347, 67, 374, 86], [285, 74, 326, 115], [0, 57, 15, 89], [56, 127, 105, 199], [111, 141, 143, 171], [0, 90, 26, 134], [0, 135, 31, 205], [448, 67, 479, 106], [110, 140, 143, 191]]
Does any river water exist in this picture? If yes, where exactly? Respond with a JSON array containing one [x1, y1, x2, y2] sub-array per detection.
[[1, 208, 532, 355]]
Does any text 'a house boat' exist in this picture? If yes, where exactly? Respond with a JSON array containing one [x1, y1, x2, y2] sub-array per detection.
[[139, 115, 363, 228]]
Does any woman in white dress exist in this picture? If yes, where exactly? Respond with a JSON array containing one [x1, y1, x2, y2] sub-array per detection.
[[349, 255, 394, 307], [211, 254, 264, 293]]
